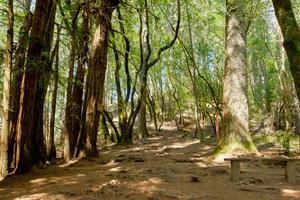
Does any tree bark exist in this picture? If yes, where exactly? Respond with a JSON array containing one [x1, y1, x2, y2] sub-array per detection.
[[138, 0, 151, 138], [8, 0, 32, 172], [63, 5, 80, 162], [272, 0, 300, 101], [15, 0, 56, 172], [0, 0, 13, 178], [73, 4, 91, 158], [214, 0, 258, 157], [47, 27, 60, 161], [84, 0, 119, 156], [71, 4, 89, 158]]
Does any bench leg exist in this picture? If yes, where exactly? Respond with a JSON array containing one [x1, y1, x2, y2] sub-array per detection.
[[231, 161, 240, 182], [285, 162, 296, 184]]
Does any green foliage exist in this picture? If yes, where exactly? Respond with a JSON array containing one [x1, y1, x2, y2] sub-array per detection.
[[277, 131, 292, 154]]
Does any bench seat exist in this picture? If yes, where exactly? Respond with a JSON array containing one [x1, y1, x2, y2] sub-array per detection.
[[224, 157, 299, 184]]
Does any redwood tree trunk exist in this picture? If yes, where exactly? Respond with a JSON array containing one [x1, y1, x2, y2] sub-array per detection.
[[15, 0, 56, 172], [73, 4, 90, 158], [84, 0, 119, 156], [9, 1, 32, 172], [272, 0, 300, 101], [214, 0, 257, 157], [71, 5, 89, 158], [63, 4, 80, 161], [47, 27, 60, 161]]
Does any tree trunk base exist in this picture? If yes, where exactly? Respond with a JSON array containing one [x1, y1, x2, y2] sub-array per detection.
[[211, 139, 259, 162]]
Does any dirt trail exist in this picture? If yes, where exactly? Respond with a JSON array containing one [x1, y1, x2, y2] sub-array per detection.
[[0, 124, 300, 200]]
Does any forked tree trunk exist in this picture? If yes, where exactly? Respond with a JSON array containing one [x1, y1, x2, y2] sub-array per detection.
[[138, 0, 180, 138], [0, 0, 13, 178], [214, 0, 258, 157], [84, 0, 119, 156]]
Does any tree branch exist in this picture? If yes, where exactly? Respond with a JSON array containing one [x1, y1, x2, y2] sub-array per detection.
[[147, 0, 181, 70]]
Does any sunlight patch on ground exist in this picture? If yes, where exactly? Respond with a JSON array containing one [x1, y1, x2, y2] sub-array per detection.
[[15, 193, 48, 200], [281, 189, 300, 198], [30, 178, 47, 184], [119, 146, 145, 153], [167, 142, 192, 149], [148, 136, 164, 141], [195, 162, 208, 168], [75, 173, 86, 177], [60, 180, 78, 185], [59, 159, 79, 168], [129, 177, 163, 194], [203, 145, 213, 150], [109, 167, 123, 172]]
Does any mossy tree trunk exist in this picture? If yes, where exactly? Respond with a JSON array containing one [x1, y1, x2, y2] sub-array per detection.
[[214, 0, 258, 157]]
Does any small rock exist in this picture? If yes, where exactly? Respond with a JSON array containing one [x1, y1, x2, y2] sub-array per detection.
[[190, 176, 201, 183], [209, 167, 229, 175], [114, 158, 127, 163], [128, 155, 145, 162], [59, 188, 78, 196], [238, 177, 265, 186]]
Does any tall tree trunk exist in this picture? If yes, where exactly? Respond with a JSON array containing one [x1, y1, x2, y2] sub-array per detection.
[[278, 40, 300, 134], [185, 1, 202, 141], [158, 75, 165, 131], [138, 71, 149, 138], [15, 0, 56, 172], [47, 27, 60, 161], [71, 5, 89, 157], [272, 0, 300, 101], [63, 5, 80, 161], [265, 29, 300, 134], [147, 92, 158, 131], [84, 0, 119, 156], [138, 0, 151, 138], [0, 0, 13, 178], [214, 0, 258, 157], [9, 0, 32, 172], [73, 3, 91, 158]]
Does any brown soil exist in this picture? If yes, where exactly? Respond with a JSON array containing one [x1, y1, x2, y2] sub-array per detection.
[[0, 123, 300, 200]]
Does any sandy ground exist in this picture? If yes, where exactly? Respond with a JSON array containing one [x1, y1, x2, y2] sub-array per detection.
[[0, 124, 300, 200]]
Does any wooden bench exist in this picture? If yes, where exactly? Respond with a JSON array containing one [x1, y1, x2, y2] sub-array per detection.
[[224, 157, 299, 184]]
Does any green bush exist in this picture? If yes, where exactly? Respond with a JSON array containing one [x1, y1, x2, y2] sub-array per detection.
[[277, 131, 291, 154]]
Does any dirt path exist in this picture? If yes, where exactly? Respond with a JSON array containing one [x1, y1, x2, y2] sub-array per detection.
[[0, 125, 300, 200]]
